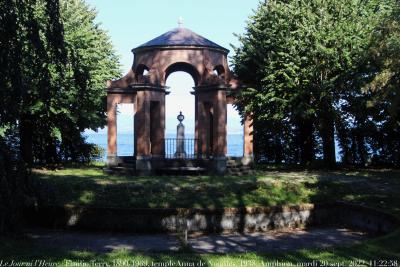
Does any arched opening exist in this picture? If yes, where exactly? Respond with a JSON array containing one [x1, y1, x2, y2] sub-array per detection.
[[165, 62, 200, 86], [213, 65, 225, 77], [136, 64, 149, 83], [116, 103, 134, 156], [165, 71, 195, 158], [227, 104, 244, 156]]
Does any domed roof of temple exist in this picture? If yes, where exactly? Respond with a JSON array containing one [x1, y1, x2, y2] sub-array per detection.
[[133, 27, 229, 53]]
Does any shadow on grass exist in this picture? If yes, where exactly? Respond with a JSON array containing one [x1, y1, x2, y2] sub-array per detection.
[[0, 236, 212, 266], [15, 167, 399, 264], [32, 167, 310, 209], [1, 230, 399, 266], [306, 170, 400, 216]]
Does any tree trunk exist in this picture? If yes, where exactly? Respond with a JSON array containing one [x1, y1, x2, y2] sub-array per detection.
[[0, 137, 32, 235], [320, 111, 336, 167], [20, 117, 33, 166], [335, 117, 352, 165], [297, 118, 314, 166], [274, 135, 283, 164], [356, 133, 367, 166], [45, 138, 59, 165]]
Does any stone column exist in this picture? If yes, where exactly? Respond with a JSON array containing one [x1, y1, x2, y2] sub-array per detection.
[[196, 100, 209, 157], [213, 89, 227, 156], [194, 88, 214, 158], [149, 95, 166, 169], [107, 95, 118, 166], [212, 89, 227, 174], [135, 90, 151, 173], [243, 114, 254, 165], [106, 92, 136, 168], [133, 86, 168, 174], [194, 94, 198, 155]]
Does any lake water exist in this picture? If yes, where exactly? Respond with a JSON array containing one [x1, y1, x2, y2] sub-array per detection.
[[85, 133, 244, 161]]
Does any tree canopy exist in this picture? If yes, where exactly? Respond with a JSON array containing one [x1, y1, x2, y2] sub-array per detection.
[[1, 0, 120, 165], [0, 0, 120, 233], [232, 0, 400, 167]]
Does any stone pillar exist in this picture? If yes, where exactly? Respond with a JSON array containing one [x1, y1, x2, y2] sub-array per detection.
[[213, 90, 227, 156], [154, 96, 165, 157], [135, 90, 152, 174], [150, 101, 163, 156], [243, 114, 254, 165], [196, 100, 210, 158], [107, 95, 118, 166], [106, 92, 136, 168], [194, 86, 229, 174], [211, 89, 227, 174], [194, 95, 199, 155], [132, 86, 168, 174], [149, 97, 166, 170]]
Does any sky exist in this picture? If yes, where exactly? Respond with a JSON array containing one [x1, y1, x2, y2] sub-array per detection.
[[85, 0, 260, 134]]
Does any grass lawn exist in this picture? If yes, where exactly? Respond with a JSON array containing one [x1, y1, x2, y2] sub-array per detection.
[[1, 166, 399, 266], [31, 166, 313, 208]]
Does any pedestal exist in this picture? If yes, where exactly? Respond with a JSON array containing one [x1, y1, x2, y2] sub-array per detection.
[[175, 122, 186, 158]]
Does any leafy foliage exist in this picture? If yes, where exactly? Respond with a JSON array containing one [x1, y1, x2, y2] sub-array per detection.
[[232, 0, 400, 166], [0, 0, 120, 233], [1, 0, 120, 165]]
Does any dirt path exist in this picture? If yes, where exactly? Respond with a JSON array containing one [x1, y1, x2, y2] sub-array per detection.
[[188, 228, 366, 253], [27, 228, 366, 253]]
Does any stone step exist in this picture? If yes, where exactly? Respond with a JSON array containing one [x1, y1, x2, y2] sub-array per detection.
[[104, 167, 136, 176], [227, 164, 251, 169], [227, 166, 240, 169], [157, 166, 207, 176], [162, 159, 208, 168], [226, 162, 250, 167], [227, 164, 241, 168], [225, 166, 254, 176], [118, 163, 135, 168], [118, 156, 136, 163]]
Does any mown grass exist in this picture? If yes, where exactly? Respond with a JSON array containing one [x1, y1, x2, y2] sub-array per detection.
[[31, 167, 313, 208], [1, 167, 399, 266]]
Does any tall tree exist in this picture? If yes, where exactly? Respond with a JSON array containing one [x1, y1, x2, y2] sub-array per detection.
[[0, 0, 67, 233], [360, 1, 400, 165], [56, 0, 120, 162], [14, 0, 121, 165], [232, 0, 387, 166], [0, 0, 120, 233]]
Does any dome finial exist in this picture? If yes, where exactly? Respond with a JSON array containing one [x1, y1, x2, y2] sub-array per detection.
[[178, 16, 184, 28]]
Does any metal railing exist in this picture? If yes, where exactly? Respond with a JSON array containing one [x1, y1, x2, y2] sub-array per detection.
[[164, 138, 198, 159]]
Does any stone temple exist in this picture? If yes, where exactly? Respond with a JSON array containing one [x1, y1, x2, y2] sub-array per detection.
[[106, 25, 253, 174]]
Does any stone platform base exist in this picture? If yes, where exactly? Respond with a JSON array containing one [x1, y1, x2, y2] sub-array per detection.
[[107, 156, 254, 175]]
